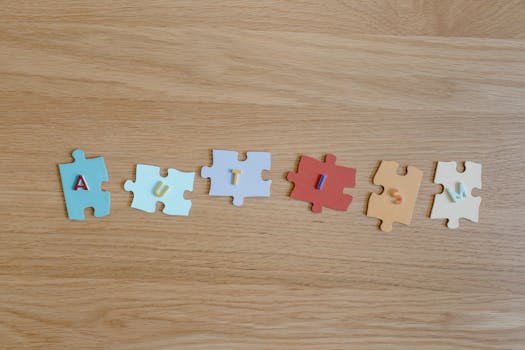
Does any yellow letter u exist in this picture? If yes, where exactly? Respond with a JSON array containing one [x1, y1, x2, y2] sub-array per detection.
[[153, 181, 170, 198]]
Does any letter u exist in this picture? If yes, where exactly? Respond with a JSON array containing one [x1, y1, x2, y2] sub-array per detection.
[[153, 181, 170, 198]]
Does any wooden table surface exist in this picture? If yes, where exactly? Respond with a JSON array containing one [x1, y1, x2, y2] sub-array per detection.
[[1, 1, 525, 349]]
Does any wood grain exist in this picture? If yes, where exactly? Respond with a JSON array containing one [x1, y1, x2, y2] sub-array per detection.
[[1, 1, 525, 349]]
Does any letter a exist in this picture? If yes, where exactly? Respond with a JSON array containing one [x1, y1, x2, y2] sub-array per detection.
[[73, 175, 89, 191], [447, 182, 467, 203]]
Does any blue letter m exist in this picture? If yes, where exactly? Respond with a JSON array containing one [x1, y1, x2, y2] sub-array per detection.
[[447, 182, 468, 203]]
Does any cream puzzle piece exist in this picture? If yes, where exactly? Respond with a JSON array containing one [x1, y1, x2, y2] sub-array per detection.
[[430, 161, 482, 229]]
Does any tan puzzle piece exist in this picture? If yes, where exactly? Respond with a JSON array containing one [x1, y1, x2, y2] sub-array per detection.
[[367, 161, 423, 232]]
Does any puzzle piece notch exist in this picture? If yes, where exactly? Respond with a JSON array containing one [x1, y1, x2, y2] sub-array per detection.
[[201, 150, 271, 206], [124, 164, 195, 216], [58, 149, 110, 220], [430, 161, 482, 229], [287, 154, 356, 213], [367, 161, 423, 232]]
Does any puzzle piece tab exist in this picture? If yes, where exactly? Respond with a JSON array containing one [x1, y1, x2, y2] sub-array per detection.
[[58, 149, 110, 220], [430, 161, 482, 229], [201, 150, 271, 206], [367, 161, 423, 232], [124, 164, 195, 216], [287, 154, 356, 213]]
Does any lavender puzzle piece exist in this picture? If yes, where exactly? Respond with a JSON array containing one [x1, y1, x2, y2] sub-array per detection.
[[201, 150, 271, 206]]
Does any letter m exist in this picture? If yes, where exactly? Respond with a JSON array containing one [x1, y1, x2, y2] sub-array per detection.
[[447, 182, 468, 203]]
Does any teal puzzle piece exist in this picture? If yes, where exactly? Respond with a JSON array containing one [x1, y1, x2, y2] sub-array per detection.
[[58, 149, 110, 220], [124, 164, 195, 216]]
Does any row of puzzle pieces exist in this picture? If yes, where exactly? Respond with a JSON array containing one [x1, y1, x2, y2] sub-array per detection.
[[59, 149, 482, 231]]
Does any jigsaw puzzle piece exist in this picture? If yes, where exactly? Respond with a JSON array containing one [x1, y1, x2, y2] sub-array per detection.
[[162, 168, 195, 216], [124, 164, 162, 213], [201, 149, 271, 206], [367, 161, 423, 232], [58, 149, 110, 220], [430, 161, 482, 229], [287, 154, 356, 213], [238, 152, 272, 205], [124, 164, 195, 216]]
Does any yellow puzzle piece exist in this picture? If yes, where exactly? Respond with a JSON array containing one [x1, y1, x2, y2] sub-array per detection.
[[367, 161, 423, 232]]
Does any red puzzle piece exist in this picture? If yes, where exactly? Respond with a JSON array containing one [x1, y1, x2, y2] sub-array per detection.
[[287, 154, 356, 213]]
